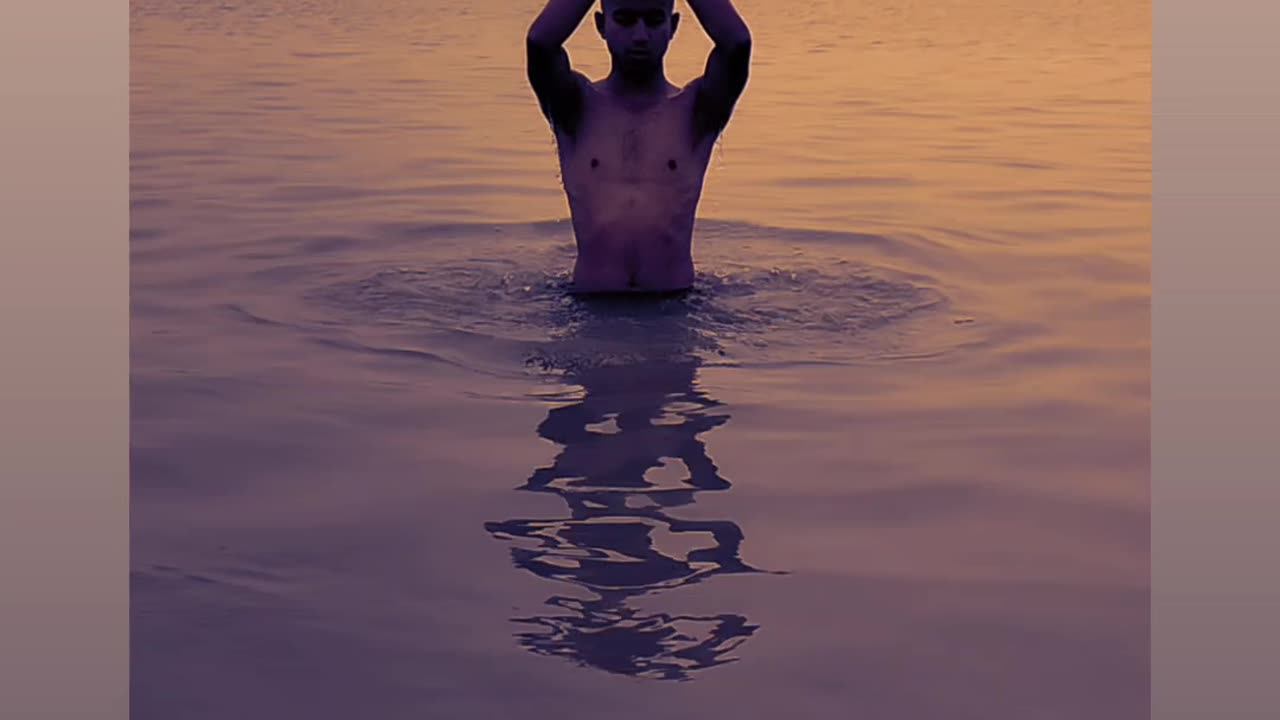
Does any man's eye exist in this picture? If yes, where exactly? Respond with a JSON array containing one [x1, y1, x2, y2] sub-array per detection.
[[644, 13, 666, 27], [613, 12, 637, 26]]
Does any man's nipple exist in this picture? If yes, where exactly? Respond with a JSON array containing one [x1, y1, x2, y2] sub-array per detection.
[[590, 158, 599, 169]]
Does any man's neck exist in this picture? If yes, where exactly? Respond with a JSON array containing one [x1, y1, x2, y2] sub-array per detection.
[[604, 64, 671, 101]]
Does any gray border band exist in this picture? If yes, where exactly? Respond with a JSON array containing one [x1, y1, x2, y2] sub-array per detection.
[[0, 0, 129, 717], [1154, 0, 1280, 718]]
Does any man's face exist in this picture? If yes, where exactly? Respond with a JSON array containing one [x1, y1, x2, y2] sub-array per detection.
[[597, 0, 679, 72]]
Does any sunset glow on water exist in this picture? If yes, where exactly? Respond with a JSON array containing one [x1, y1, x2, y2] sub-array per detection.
[[131, 1, 1149, 717]]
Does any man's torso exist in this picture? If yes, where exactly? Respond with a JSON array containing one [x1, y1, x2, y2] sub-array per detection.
[[555, 80, 717, 293]]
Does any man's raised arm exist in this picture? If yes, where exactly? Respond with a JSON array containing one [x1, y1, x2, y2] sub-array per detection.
[[527, 0, 596, 137], [686, 0, 753, 138]]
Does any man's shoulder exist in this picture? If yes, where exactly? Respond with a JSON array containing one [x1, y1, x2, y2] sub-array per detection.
[[677, 77, 704, 96], [678, 77, 722, 118]]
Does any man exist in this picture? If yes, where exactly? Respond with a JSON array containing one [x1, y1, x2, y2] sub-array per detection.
[[526, 0, 752, 294]]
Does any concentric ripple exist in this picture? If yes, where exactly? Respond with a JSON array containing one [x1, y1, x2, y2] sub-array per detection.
[[295, 220, 964, 374]]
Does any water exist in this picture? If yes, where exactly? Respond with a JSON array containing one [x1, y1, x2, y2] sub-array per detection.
[[131, 0, 1150, 717]]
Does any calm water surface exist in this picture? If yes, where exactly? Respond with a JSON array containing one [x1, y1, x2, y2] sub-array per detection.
[[131, 1, 1150, 717]]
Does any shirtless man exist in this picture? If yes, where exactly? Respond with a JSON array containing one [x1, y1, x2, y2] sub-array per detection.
[[526, 0, 752, 293]]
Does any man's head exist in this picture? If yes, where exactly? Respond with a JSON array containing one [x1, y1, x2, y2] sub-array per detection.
[[596, 0, 679, 77]]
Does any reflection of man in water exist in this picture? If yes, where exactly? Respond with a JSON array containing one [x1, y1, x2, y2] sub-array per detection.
[[486, 299, 763, 679], [526, 356, 731, 514], [526, 0, 752, 293]]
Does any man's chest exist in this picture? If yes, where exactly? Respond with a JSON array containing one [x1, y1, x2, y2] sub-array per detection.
[[560, 97, 712, 185]]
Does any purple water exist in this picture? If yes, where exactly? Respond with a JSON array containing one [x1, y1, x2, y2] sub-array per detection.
[[131, 1, 1150, 717]]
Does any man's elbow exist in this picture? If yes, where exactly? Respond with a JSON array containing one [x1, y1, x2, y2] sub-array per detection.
[[526, 31, 551, 53], [723, 32, 751, 62], [720, 27, 752, 57]]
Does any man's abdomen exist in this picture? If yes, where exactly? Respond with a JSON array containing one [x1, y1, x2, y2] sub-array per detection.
[[572, 252, 694, 294], [565, 184, 699, 292], [571, 224, 695, 293]]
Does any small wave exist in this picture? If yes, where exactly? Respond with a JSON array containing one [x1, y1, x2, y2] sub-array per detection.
[[297, 227, 958, 373]]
